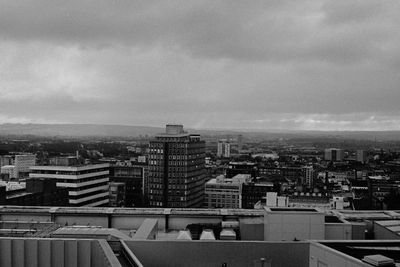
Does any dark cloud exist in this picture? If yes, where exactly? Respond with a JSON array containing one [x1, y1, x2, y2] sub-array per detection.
[[0, 0, 400, 130]]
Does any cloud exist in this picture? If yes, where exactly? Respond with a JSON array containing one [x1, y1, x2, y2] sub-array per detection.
[[0, 0, 399, 130]]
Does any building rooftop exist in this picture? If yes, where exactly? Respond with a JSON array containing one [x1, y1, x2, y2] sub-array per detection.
[[29, 163, 109, 171], [52, 226, 133, 240], [1, 206, 400, 266]]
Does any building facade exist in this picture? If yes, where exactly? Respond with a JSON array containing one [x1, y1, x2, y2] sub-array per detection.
[[303, 166, 316, 189], [148, 124, 206, 208], [0, 178, 69, 206], [356, 150, 368, 163], [241, 182, 274, 209], [204, 177, 242, 209], [324, 148, 344, 162], [29, 163, 110, 207], [205, 174, 251, 209], [14, 154, 36, 179], [217, 140, 230, 158], [109, 164, 146, 207]]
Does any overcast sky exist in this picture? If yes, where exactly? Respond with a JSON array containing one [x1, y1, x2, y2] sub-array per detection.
[[1, 1, 400, 131]]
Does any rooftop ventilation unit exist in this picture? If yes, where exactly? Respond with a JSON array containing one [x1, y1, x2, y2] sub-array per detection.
[[200, 229, 216, 240], [362, 254, 395, 266], [177, 230, 192, 240]]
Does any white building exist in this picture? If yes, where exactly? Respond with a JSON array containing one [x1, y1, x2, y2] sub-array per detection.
[[204, 174, 249, 209], [217, 139, 230, 158], [14, 154, 36, 179], [1, 165, 16, 179], [303, 166, 315, 188], [29, 163, 110, 207]]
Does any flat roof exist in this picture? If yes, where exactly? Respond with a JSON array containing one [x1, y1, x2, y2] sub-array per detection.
[[319, 240, 400, 263], [52, 226, 132, 240], [0, 206, 264, 217], [30, 163, 110, 171], [269, 208, 318, 212], [335, 210, 398, 220]]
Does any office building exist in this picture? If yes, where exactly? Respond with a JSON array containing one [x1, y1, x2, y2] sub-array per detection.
[[204, 175, 245, 209], [109, 182, 126, 207], [226, 162, 258, 178], [241, 181, 274, 209], [29, 162, 110, 207], [109, 164, 145, 207], [148, 124, 206, 208], [0, 154, 36, 180], [356, 150, 368, 163], [0, 178, 69, 206], [324, 148, 344, 161], [14, 154, 36, 179]]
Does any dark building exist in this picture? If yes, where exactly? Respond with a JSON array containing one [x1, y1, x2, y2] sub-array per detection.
[[368, 177, 400, 210], [148, 124, 206, 208], [30, 163, 110, 207], [109, 164, 146, 207], [259, 167, 303, 183], [241, 182, 274, 209], [226, 162, 258, 178], [0, 178, 69, 206], [109, 182, 126, 207]]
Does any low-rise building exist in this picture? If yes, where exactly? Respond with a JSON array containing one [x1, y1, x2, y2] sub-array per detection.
[[30, 162, 110, 207], [204, 174, 251, 209]]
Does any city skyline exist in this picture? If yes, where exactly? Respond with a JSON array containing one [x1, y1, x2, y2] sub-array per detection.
[[1, 1, 400, 131]]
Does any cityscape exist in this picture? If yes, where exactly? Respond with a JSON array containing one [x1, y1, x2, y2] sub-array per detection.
[[2, 0, 400, 266], [1, 124, 400, 266]]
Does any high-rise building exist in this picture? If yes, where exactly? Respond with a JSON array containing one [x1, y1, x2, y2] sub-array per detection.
[[324, 148, 344, 161], [356, 150, 367, 163], [303, 166, 316, 189], [237, 134, 243, 151], [29, 162, 110, 207], [148, 124, 206, 208], [217, 139, 230, 158]]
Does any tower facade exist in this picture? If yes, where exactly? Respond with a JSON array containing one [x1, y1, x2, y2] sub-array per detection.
[[217, 139, 230, 158], [148, 125, 206, 208]]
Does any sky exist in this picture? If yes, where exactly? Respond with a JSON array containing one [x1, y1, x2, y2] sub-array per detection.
[[1, 0, 400, 131]]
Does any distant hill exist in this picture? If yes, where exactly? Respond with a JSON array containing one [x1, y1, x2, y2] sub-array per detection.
[[1, 123, 400, 141], [0, 123, 163, 137]]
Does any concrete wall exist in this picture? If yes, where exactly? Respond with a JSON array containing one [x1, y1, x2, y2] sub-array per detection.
[[239, 217, 264, 240], [351, 223, 366, 240], [325, 223, 352, 240], [309, 242, 365, 267], [125, 240, 310, 267], [0, 237, 121, 267], [374, 222, 400, 240], [264, 210, 325, 241], [0, 213, 51, 222], [168, 215, 221, 230], [112, 215, 164, 230], [55, 215, 109, 227]]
